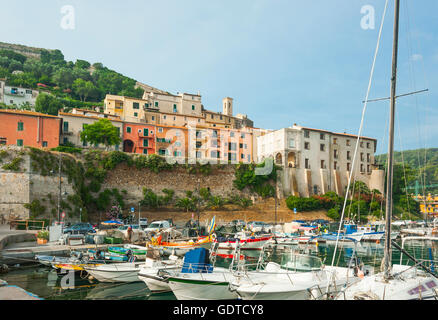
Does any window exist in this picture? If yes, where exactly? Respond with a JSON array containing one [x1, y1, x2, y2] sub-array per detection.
[[17, 139, 23, 146], [321, 160, 326, 169], [126, 127, 132, 133], [145, 103, 149, 108], [360, 164, 364, 173], [305, 158, 310, 169], [229, 143, 237, 151], [304, 130, 310, 138], [42, 141, 48, 147], [63, 121, 69, 133], [134, 112, 138, 117], [360, 141, 364, 148], [241, 133, 245, 138], [175, 142, 181, 147], [196, 151, 202, 158], [248, 155, 251, 162], [228, 153, 237, 161], [334, 149, 338, 159], [241, 154, 245, 159], [0, 138, 6, 145], [163, 115, 166, 120], [239, 143, 243, 149], [230, 132, 235, 137], [143, 128, 148, 136], [158, 128, 163, 133], [173, 104, 177, 113], [334, 161, 338, 170], [305, 142, 310, 150], [143, 149, 148, 155], [192, 105, 195, 110], [347, 163, 351, 171], [367, 153, 371, 162], [320, 144, 325, 151], [320, 133, 325, 140], [155, 102, 159, 107], [289, 139, 295, 148], [152, 116, 155, 121], [360, 153, 364, 161], [211, 114, 214, 119], [133, 102, 139, 109], [159, 149, 167, 156], [63, 137, 68, 145], [333, 138, 338, 144], [17, 122, 24, 131], [143, 139, 149, 147], [347, 151, 351, 160], [367, 142, 371, 149], [210, 151, 218, 158], [346, 140, 351, 146], [367, 165, 371, 173]]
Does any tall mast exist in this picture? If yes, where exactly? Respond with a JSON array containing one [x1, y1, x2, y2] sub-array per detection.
[[384, 0, 401, 281]]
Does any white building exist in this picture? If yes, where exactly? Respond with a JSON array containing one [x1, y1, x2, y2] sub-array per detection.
[[0, 80, 39, 107], [257, 124, 384, 198]]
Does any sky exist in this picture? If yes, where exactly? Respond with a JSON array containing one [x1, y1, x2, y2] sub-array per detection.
[[0, 0, 437, 154]]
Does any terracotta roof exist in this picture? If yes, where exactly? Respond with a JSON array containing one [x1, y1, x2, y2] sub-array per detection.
[[298, 126, 377, 141], [59, 112, 123, 123], [0, 109, 60, 119]]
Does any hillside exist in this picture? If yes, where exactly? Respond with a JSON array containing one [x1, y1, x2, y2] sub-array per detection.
[[0, 42, 144, 112], [377, 148, 438, 194]]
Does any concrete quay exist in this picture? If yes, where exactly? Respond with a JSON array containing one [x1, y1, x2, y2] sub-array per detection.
[[0, 278, 42, 300]]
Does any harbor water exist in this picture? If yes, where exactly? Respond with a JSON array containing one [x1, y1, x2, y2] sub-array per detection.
[[2, 239, 437, 300]]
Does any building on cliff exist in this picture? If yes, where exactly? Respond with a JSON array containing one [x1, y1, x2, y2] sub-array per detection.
[[0, 109, 61, 148], [103, 93, 253, 130], [0, 80, 39, 107], [59, 109, 123, 151], [257, 124, 384, 198]]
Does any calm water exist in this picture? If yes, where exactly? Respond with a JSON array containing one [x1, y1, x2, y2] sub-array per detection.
[[3, 240, 438, 300]]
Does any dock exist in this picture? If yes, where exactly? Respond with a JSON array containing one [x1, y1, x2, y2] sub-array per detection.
[[0, 279, 42, 300]]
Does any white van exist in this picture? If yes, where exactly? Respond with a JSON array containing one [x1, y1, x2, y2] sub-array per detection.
[[144, 220, 171, 234]]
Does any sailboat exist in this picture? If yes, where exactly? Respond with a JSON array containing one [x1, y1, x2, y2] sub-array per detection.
[[336, 0, 438, 300]]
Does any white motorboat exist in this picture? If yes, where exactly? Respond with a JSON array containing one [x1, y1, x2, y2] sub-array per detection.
[[229, 251, 365, 300], [84, 261, 144, 283], [137, 251, 183, 293]]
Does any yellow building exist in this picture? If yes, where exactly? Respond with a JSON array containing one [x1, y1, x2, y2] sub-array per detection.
[[415, 194, 438, 216]]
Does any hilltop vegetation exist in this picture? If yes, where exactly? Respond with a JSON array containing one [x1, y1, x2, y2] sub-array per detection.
[[0, 44, 144, 113], [377, 148, 438, 194]]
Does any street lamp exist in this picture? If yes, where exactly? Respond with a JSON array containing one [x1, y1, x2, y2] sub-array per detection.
[[197, 178, 201, 235]]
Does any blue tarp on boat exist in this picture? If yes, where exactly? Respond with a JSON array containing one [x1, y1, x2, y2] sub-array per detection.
[[181, 248, 213, 273]]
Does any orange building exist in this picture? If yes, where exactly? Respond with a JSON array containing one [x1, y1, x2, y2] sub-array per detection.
[[0, 109, 61, 148], [122, 122, 156, 155], [156, 125, 188, 159]]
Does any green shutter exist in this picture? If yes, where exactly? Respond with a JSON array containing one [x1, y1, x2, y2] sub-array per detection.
[[143, 139, 148, 147], [17, 122, 23, 131], [63, 121, 69, 132], [17, 139, 23, 146], [127, 127, 131, 133], [144, 128, 148, 136]]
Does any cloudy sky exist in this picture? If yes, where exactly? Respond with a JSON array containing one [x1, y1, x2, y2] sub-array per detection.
[[0, 0, 436, 154]]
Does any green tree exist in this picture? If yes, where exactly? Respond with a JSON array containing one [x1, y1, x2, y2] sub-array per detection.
[[80, 119, 121, 150], [35, 93, 61, 115], [73, 78, 98, 102]]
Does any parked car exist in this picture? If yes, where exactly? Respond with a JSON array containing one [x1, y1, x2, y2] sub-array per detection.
[[247, 221, 274, 233], [230, 220, 246, 227], [117, 224, 146, 241], [63, 223, 95, 235], [139, 218, 148, 230], [144, 220, 171, 234]]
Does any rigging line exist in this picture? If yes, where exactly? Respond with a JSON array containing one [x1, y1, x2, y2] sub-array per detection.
[[396, 111, 412, 219], [330, 0, 389, 270], [403, 0, 427, 199]]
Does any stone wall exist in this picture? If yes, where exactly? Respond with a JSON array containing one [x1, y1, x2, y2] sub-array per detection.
[[104, 163, 251, 208]]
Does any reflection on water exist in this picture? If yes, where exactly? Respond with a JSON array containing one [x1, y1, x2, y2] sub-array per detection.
[[2, 239, 437, 300]]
